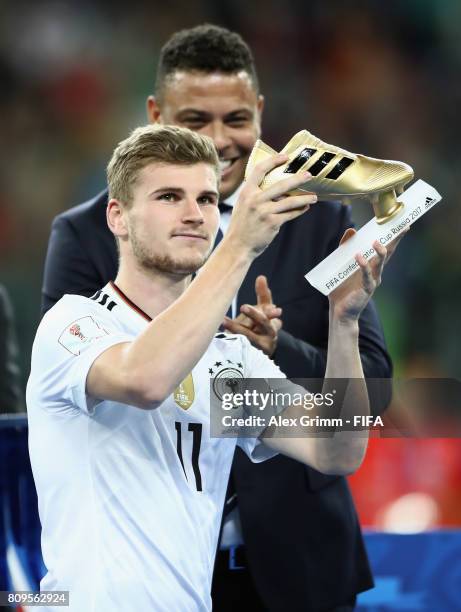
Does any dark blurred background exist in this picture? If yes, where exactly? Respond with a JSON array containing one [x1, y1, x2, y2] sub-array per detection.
[[1, 0, 460, 528]]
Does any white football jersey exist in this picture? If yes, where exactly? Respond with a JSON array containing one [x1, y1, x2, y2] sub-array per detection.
[[26, 282, 284, 612]]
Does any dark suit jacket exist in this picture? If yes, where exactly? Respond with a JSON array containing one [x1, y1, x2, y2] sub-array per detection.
[[0, 285, 23, 414], [41, 189, 392, 611]]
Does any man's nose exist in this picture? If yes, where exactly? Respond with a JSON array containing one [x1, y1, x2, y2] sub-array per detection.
[[205, 121, 232, 152], [182, 198, 205, 223]]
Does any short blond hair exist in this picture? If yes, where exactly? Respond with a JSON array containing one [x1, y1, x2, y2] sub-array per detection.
[[107, 124, 220, 206]]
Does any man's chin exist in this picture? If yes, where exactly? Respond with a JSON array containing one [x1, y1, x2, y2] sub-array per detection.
[[139, 254, 208, 276], [220, 164, 245, 200], [168, 260, 205, 275]]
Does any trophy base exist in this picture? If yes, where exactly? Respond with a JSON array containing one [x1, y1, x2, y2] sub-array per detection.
[[373, 190, 405, 224], [305, 179, 442, 296]]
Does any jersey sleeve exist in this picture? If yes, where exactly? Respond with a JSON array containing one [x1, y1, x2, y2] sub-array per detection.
[[28, 295, 133, 416], [242, 336, 287, 379], [236, 337, 285, 463]]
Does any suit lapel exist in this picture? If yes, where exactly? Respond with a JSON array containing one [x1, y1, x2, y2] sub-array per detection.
[[237, 233, 284, 308]]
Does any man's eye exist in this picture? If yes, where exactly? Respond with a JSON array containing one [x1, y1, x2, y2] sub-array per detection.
[[159, 193, 178, 202], [227, 117, 249, 127], [182, 118, 206, 128], [198, 196, 216, 205]]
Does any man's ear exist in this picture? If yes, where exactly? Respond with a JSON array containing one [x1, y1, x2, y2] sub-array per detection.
[[107, 199, 128, 239], [256, 94, 265, 136], [146, 95, 162, 124], [257, 94, 265, 117]]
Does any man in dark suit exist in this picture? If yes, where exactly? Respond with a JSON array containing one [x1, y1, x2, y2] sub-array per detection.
[[41, 24, 392, 611]]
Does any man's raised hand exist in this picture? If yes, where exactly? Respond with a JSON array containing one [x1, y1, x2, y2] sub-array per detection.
[[329, 228, 407, 322], [222, 276, 282, 356], [225, 155, 317, 257]]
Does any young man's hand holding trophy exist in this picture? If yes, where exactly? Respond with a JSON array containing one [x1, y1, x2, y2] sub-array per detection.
[[245, 130, 442, 295]]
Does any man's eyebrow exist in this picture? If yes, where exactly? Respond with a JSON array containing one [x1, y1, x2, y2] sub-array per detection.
[[176, 107, 253, 118], [199, 190, 219, 199], [225, 108, 253, 116], [176, 108, 212, 118], [147, 188, 219, 199], [148, 187, 185, 198]]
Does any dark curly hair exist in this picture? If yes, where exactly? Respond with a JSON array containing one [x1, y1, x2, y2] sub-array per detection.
[[155, 24, 259, 98]]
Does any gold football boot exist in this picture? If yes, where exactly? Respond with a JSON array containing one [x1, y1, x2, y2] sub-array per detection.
[[246, 130, 414, 223]]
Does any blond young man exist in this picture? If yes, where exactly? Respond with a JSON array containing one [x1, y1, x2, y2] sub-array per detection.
[[29, 124, 392, 611]]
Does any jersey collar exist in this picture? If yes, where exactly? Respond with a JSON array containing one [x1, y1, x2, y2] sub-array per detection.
[[108, 281, 152, 322]]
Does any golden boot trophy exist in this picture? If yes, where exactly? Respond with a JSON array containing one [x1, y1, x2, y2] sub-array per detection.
[[246, 131, 442, 295]]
